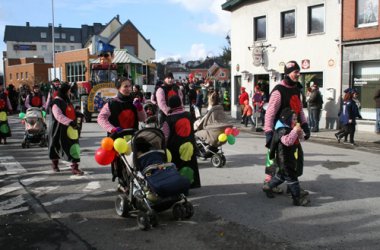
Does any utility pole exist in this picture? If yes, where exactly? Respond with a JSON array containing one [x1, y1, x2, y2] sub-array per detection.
[[51, 0, 56, 80]]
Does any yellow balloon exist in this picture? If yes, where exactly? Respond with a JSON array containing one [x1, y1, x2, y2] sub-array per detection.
[[218, 133, 227, 143], [114, 138, 128, 154], [125, 141, 132, 155], [0, 112, 7, 122], [124, 135, 132, 142], [67, 126, 79, 140], [166, 149, 172, 162]]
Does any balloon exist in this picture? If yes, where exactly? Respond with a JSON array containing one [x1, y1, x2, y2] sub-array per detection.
[[69, 143, 81, 159], [101, 137, 114, 151], [19, 112, 26, 119], [114, 138, 128, 154], [125, 141, 132, 155], [232, 127, 240, 137], [166, 149, 172, 162], [227, 134, 236, 145], [179, 142, 194, 161], [124, 135, 132, 142], [224, 127, 232, 135], [67, 126, 79, 140], [95, 147, 116, 166], [179, 166, 194, 184], [42, 111, 46, 118], [0, 111, 7, 122], [218, 133, 227, 143]]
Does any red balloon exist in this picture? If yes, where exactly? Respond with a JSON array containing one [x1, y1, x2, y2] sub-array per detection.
[[95, 147, 116, 166], [232, 127, 240, 137], [225, 127, 232, 135]]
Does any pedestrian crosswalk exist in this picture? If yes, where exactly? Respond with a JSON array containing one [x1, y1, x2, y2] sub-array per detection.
[[0, 156, 104, 216]]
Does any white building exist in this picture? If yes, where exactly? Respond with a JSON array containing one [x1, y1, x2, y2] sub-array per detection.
[[222, 0, 342, 119]]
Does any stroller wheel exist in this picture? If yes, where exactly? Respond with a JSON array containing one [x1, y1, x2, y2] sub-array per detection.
[[221, 154, 226, 166], [115, 194, 131, 217], [172, 203, 186, 220], [211, 154, 223, 168], [183, 202, 194, 219], [137, 212, 151, 231]]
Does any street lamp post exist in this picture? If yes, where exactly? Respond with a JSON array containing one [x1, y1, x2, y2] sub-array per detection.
[[51, 0, 56, 80]]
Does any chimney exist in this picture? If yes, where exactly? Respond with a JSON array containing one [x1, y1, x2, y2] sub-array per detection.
[[116, 15, 120, 21], [48, 23, 52, 27], [26, 22, 30, 27]]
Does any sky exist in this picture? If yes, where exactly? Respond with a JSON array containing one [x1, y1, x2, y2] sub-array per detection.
[[0, 0, 231, 74]]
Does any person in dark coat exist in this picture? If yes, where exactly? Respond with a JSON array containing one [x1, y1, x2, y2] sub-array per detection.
[[0, 84, 13, 144], [48, 83, 83, 175], [263, 107, 310, 206], [161, 95, 201, 188]]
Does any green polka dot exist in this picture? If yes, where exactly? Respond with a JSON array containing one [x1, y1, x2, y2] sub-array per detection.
[[0, 124, 9, 134], [70, 144, 81, 159]]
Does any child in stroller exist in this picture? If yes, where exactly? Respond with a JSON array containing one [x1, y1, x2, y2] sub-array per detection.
[[193, 93, 232, 168], [112, 128, 194, 230], [21, 107, 48, 148], [142, 101, 158, 128]]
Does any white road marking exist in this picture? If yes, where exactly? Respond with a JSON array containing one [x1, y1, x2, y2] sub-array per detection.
[[0, 156, 27, 176], [0, 177, 46, 196], [0, 195, 29, 216], [83, 181, 100, 192]]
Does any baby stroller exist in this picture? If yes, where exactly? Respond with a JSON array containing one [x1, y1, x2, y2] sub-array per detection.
[[142, 101, 158, 128], [193, 105, 232, 168], [111, 128, 194, 230], [21, 107, 48, 148]]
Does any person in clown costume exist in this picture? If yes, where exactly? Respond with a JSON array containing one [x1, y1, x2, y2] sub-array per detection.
[[0, 84, 13, 144], [48, 83, 83, 175], [162, 95, 201, 188], [25, 84, 46, 110], [97, 77, 146, 182], [45, 78, 61, 113]]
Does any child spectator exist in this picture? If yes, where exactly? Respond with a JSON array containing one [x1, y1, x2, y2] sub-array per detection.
[[262, 107, 310, 206], [242, 100, 254, 127]]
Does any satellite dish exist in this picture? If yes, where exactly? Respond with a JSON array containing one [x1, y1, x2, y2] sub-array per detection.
[[252, 47, 263, 67]]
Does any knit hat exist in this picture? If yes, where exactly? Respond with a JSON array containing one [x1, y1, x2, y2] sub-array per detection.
[[168, 95, 181, 109], [279, 107, 295, 126], [165, 72, 174, 79], [284, 61, 301, 75]]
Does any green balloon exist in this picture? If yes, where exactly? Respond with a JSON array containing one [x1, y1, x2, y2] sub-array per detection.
[[19, 112, 26, 119], [179, 166, 194, 184], [227, 134, 236, 145], [70, 144, 81, 159], [42, 111, 46, 117], [0, 124, 9, 134]]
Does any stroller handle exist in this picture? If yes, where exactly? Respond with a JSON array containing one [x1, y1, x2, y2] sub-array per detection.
[[110, 128, 137, 139]]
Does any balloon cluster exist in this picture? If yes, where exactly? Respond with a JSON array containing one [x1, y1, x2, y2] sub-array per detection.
[[95, 136, 131, 166], [218, 127, 240, 145]]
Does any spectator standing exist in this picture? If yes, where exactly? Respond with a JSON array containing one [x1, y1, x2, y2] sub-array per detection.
[[156, 72, 183, 126], [307, 83, 323, 132], [238, 87, 249, 123], [374, 89, 380, 134], [0, 84, 13, 144], [242, 100, 254, 127]]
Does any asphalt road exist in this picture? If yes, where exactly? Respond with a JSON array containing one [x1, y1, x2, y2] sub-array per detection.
[[1, 114, 380, 250]]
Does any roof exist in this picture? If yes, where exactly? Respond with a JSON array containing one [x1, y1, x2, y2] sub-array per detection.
[[92, 49, 144, 64], [189, 58, 229, 69], [222, 0, 248, 11], [4, 23, 105, 46], [108, 20, 156, 51]]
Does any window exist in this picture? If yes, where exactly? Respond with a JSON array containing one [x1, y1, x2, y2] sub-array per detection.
[[41, 45, 48, 51], [219, 71, 226, 77], [254, 16, 266, 41], [281, 10, 295, 37], [66, 61, 86, 82], [70, 35, 75, 42], [308, 4, 324, 34], [16, 73, 19, 80], [54, 33, 60, 39], [61, 33, 66, 39], [357, 0, 378, 27], [62, 45, 66, 51], [41, 32, 47, 38], [21, 72, 23, 80], [55, 45, 61, 52], [70, 46, 75, 50], [25, 72, 28, 79]]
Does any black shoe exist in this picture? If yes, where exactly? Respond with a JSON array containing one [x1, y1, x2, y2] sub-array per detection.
[[334, 133, 341, 143], [293, 196, 310, 206], [262, 183, 275, 198], [286, 187, 309, 197]]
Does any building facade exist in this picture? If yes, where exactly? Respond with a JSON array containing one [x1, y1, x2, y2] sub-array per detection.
[[223, 0, 341, 119], [342, 0, 380, 120]]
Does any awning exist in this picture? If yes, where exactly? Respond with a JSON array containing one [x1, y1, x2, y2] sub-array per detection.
[[92, 49, 144, 64]]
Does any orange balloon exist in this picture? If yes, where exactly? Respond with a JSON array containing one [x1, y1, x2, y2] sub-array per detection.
[[101, 137, 114, 151]]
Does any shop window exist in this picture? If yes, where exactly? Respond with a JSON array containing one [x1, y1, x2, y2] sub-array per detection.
[[308, 4, 324, 34], [357, 0, 378, 27], [254, 16, 266, 41], [281, 10, 296, 37]]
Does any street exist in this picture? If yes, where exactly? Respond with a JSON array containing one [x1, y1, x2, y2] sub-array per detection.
[[1, 114, 380, 250]]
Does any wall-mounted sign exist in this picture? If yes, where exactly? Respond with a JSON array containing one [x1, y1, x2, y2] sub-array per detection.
[[328, 59, 335, 67], [301, 59, 310, 69], [252, 47, 263, 67], [278, 62, 285, 73], [13, 44, 37, 51]]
